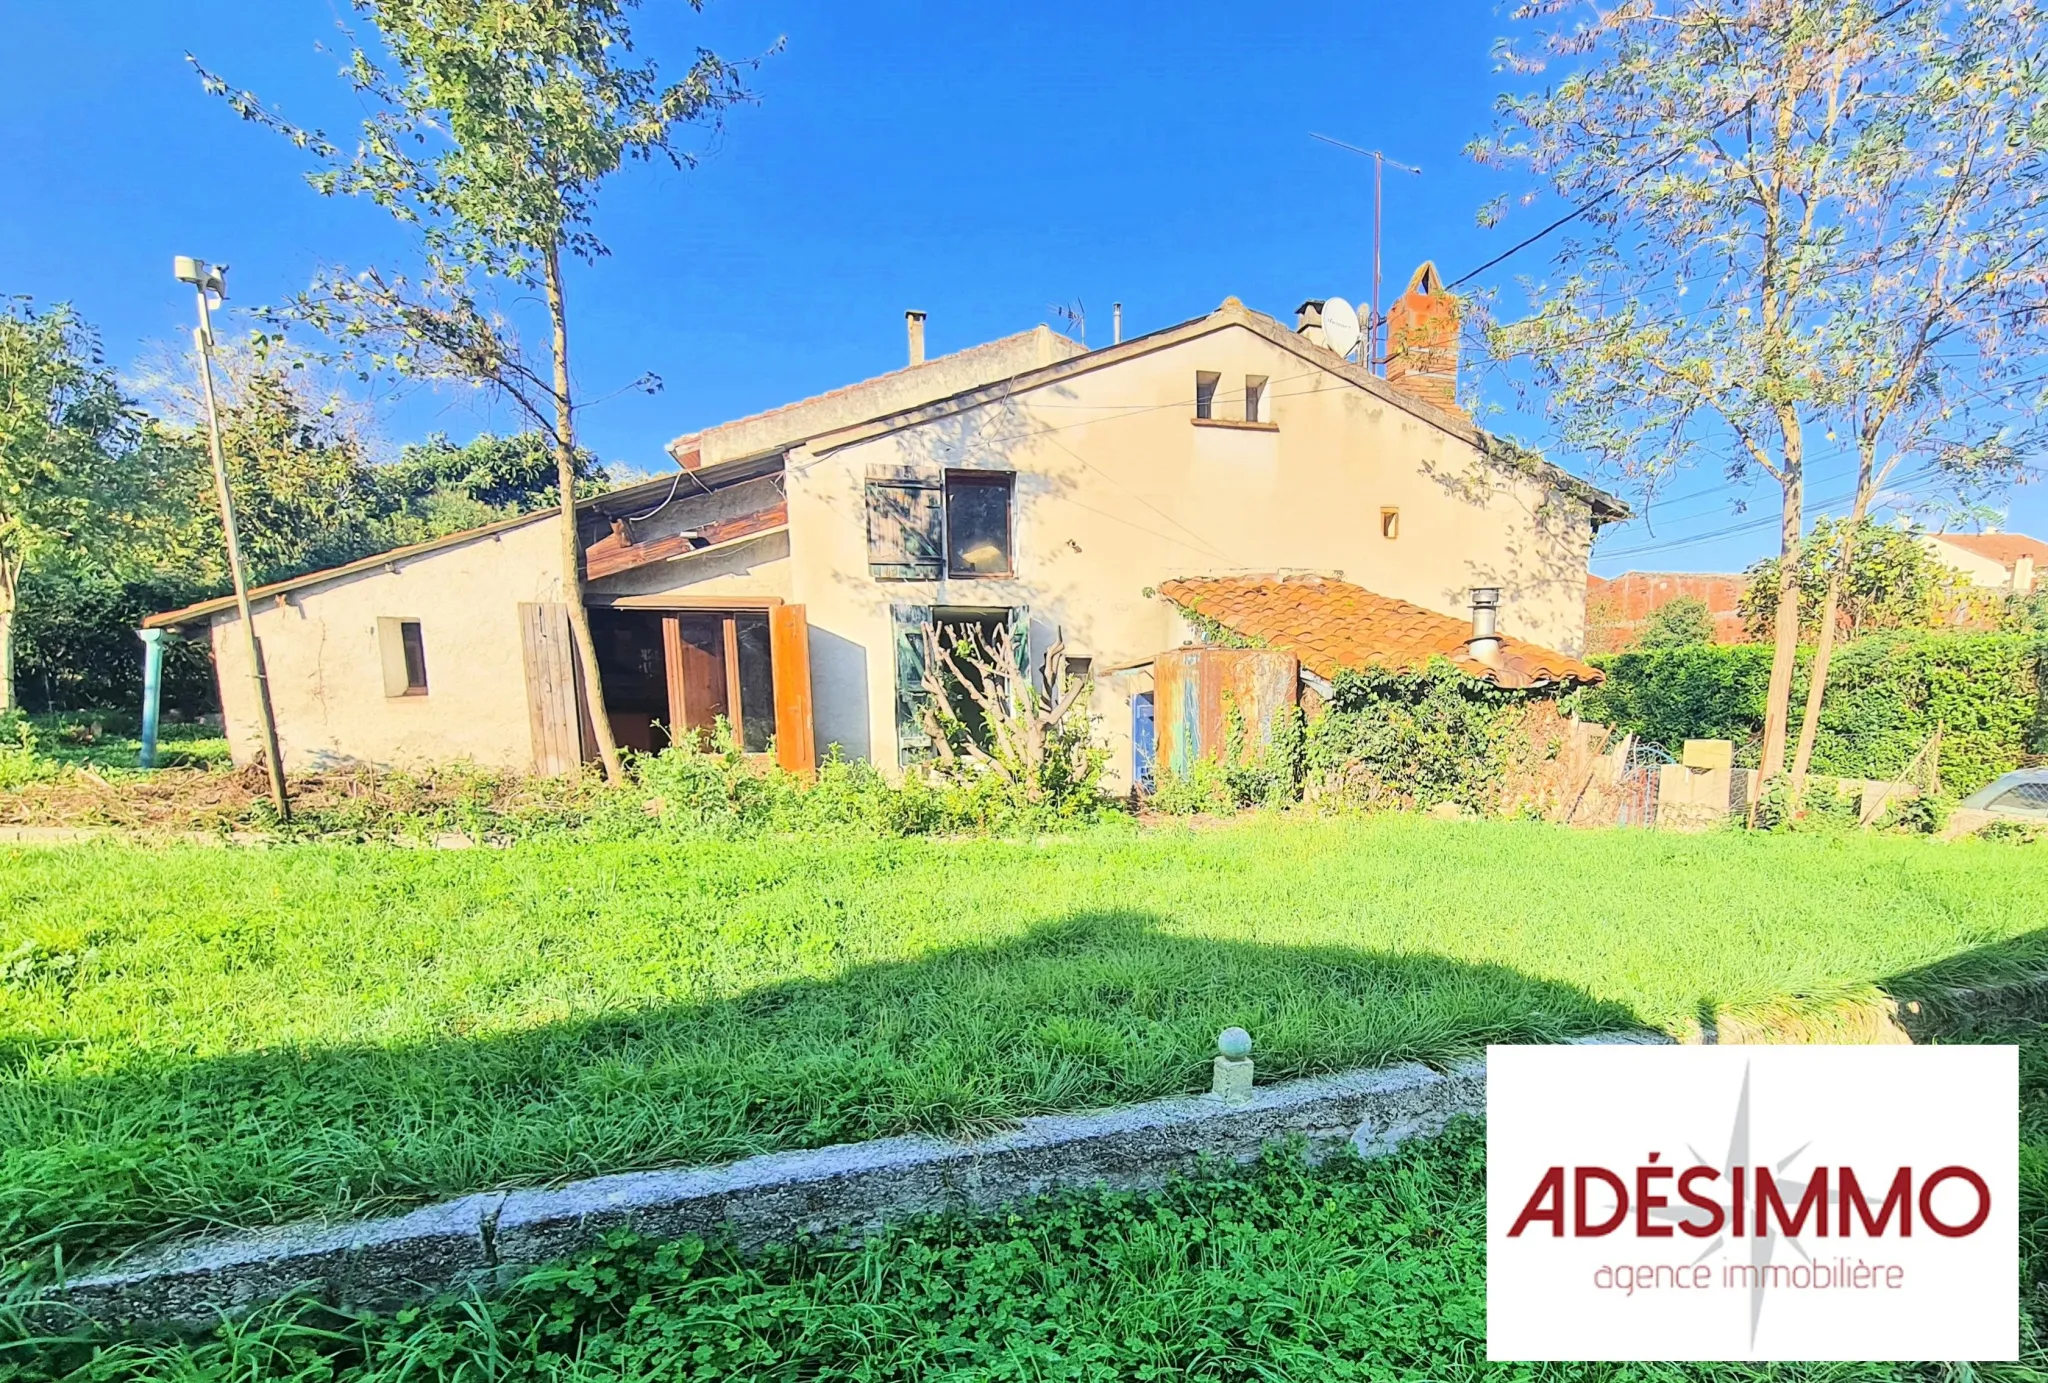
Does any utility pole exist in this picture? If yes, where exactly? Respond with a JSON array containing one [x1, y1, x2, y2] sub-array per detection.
[[174, 255, 290, 820], [1309, 134, 1421, 372]]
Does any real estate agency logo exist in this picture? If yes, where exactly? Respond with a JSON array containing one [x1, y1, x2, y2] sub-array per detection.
[[1486, 1044, 2017, 1362]]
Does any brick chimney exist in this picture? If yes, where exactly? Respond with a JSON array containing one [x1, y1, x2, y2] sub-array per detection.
[[1384, 262, 1462, 417]]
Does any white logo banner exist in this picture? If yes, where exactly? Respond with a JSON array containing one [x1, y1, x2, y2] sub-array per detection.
[[1487, 1044, 2017, 1361]]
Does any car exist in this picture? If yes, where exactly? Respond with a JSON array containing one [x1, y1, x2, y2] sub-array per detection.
[[1946, 768, 2048, 836]]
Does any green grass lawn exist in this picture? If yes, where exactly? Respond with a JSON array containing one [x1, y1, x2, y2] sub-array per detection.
[[3, 814, 2045, 1278], [9, 713, 230, 778]]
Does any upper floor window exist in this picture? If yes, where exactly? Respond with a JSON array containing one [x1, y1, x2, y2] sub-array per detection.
[[1194, 371, 1220, 420], [1244, 375, 1268, 423], [946, 470, 1014, 577]]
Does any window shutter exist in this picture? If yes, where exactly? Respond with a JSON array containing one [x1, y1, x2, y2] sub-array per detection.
[[867, 466, 944, 579], [892, 603, 934, 765], [769, 603, 816, 777], [1007, 605, 1033, 681]]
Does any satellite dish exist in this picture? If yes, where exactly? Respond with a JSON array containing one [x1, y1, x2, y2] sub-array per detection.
[[1321, 296, 1360, 358]]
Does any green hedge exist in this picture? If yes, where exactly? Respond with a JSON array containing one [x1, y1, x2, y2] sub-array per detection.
[[1573, 632, 2047, 795]]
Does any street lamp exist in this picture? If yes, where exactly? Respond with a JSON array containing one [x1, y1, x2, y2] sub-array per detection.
[[176, 255, 290, 820]]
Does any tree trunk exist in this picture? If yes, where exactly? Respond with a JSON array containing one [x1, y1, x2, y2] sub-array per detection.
[[0, 582, 14, 717], [1790, 494, 1871, 786], [1755, 468, 1804, 789], [544, 246, 624, 785]]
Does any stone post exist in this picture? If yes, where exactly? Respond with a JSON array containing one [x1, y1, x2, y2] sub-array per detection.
[[1212, 1027, 1254, 1101]]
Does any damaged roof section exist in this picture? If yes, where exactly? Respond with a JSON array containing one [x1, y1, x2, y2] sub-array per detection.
[[1158, 574, 1602, 689]]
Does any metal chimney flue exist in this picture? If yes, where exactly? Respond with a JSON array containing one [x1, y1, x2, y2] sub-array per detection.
[[1468, 586, 1502, 666], [905, 310, 927, 367]]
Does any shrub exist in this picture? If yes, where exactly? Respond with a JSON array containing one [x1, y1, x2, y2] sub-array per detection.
[[1878, 793, 1945, 836], [1303, 662, 1529, 812], [1568, 643, 1776, 750], [1636, 595, 1715, 649], [0, 715, 56, 791], [1147, 696, 1304, 815], [12, 558, 218, 716], [1575, 632, 2047, 795]]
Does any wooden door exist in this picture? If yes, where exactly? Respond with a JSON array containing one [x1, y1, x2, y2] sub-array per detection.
[[666, 612, 730, 749], [520, 602, 583, 776]]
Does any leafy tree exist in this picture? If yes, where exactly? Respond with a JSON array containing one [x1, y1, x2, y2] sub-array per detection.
[[376, 431, 606, 544], [1480, 0, 2048, 799], [196, 0, 760, 783], [0, 300, 136, 712], [1739, 517, 1963, 642], [1635, 597, 1715, 651]]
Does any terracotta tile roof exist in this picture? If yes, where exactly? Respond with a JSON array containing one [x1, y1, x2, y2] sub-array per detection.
[[1928, 532, 2048, 569], [1158, 574, 1602, 689]]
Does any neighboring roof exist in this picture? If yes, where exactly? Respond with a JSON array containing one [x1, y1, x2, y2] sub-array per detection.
[[667, 326, 1086, 473], [1926, 532, 2048, 568], [1159, 574, 1603, 689], [805, 297, 1630, 525], [141, 467, 743, 630]]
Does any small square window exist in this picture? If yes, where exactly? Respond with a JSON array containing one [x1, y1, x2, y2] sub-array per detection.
[[1381, 507, 1400, 540], [1062, 655, 1093, 684], [946, 470, 1014, 576], [1194, 371, 1220, 420], [378, 617, 430, 696], [1244, 375, 1268, 423]]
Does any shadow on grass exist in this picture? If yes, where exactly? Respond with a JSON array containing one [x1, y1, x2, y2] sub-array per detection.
[[1880, 928, 2048, 1043], [2, 908, 1641, 1277]]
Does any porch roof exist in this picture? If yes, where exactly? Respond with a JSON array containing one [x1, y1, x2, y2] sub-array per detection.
[[1157, 574, 1602, 689]]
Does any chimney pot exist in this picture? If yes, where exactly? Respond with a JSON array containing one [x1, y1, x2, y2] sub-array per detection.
[[906, 310, 927, 367], [1294, 298, 1327, 348], [1468, 586, 1502, 666]]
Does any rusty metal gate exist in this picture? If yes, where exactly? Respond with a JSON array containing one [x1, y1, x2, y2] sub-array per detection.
[[1615, 743, 1674, 827], [1152, 648, 1299, 777]]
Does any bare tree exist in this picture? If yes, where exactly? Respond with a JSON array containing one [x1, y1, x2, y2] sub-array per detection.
[[916, 621, 1091, 806], [195, 0, 761, 783], [1481, 0, 2048, 797]]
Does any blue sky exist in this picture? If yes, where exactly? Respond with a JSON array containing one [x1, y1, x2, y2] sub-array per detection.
[[4, 0, 2040, 576]]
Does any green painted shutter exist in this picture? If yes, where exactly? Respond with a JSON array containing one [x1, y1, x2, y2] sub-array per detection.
[[892, 603, 934, 765], [867, 467, 944, 579], [1007, 604, 1032, 680]]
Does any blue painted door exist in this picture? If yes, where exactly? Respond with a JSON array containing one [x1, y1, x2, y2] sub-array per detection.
[[1132, 691, 1156, 790]]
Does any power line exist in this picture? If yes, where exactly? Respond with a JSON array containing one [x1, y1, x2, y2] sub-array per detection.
[[1446, 98, 1757, 292], [1449, 0, 1926, 291]]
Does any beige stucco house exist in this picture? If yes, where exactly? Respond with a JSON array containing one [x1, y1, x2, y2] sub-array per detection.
[[149, 268, 1627, 787], [1923, 531, 2046, 596]]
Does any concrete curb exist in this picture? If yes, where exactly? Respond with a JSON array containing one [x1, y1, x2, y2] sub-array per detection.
[[45, 1034, 1667, 1331], [44, 1054, 1471, 1329]]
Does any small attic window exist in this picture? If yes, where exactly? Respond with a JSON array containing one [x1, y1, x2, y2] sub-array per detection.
[[1244, 375, 1268, 423], [1194, 371, 1220, 420], [1381, 507, 1400, 540]]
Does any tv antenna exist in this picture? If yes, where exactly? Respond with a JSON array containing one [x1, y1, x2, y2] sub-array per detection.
[[1309, 134, 1421, 372]]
